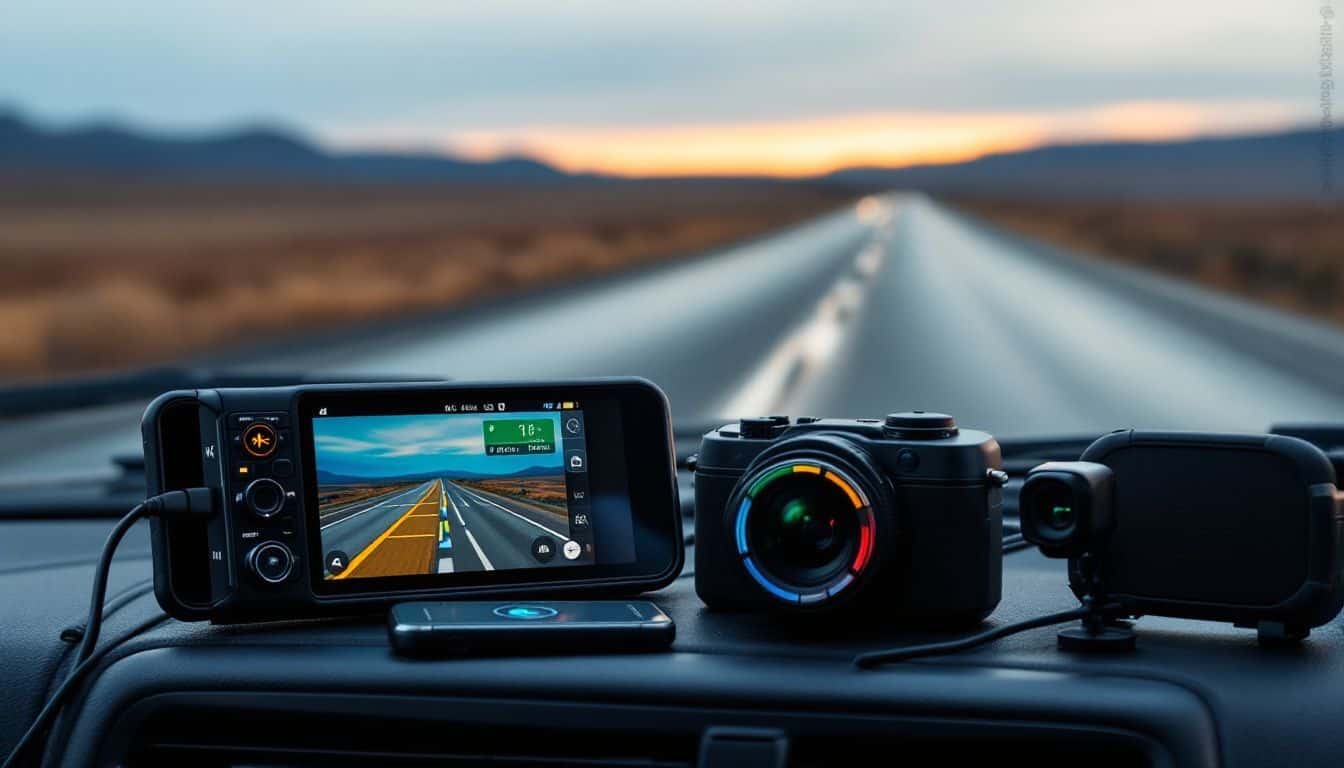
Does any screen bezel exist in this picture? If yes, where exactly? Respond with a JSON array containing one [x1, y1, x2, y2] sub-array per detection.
[[296, 378, 682, 599]]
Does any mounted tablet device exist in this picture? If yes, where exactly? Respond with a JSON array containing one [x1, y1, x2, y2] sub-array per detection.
[[142, 378, 682, 623]]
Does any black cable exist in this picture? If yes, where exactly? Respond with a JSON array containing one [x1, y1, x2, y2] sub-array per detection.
[[2, 488, 215, 768], [853, 605, 1096, 668], [1, 613, 169, 768], [71, 503, 146, 667]]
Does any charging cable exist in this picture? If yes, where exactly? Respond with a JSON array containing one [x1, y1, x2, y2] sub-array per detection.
[[1, 488, 216, 768], [853, 602, 1124, 668]]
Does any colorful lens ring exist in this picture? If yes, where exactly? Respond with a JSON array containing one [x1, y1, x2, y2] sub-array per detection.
[[732, 460, 876, 605]]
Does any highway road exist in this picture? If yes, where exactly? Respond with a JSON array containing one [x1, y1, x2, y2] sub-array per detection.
[[270, 193, 1344, 437], [8, 192, 1344, 485], [317, 478, 577, 579]]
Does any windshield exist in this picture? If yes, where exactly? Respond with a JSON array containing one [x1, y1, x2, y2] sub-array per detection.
[[1, 2, 1340, 483]]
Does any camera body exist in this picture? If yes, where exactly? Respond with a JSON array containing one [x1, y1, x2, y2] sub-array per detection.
[[142, 379, 684, 623], [694, 412, 1003, 624], [1020, 431, 1344, 640]]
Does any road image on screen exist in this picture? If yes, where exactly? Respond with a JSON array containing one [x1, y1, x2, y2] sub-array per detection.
[[314, 411, 583, 580]]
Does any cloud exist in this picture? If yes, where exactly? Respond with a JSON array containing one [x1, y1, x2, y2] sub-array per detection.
[[316, 419, 487, 458], [313, 435, 383, 454], [379, 435, 483, 458]]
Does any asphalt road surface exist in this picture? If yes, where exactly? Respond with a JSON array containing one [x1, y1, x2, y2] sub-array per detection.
[[10, 192, 1344, 484], [320, 480, 439, 579], [439, 480, 576, 573]]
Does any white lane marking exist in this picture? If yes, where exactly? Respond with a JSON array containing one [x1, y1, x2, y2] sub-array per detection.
[[437, 557, 454, 573], [457, 485, 570, 541], [717, 218, 892, 417], [443, 481, 467, 526], [320, 482, 434, 530], [461, 527, 494, 571]]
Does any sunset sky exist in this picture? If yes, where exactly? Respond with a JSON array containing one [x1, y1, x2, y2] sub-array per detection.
[[0, 0, 1311, 176]]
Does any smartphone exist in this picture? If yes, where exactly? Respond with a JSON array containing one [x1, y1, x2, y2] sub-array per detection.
[[142, 378, 683, 623], [388, 599, 675, 656]]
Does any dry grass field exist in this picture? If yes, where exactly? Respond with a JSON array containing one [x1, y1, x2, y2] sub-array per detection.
[[459, 476, 569, 515], [955, 198, 1344, 324], [0, 179, 850, 380]]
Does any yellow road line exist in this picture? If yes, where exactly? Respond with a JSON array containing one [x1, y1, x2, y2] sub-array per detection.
[[387, 533, 436, 539], [334, 483, 439, 580], [407, 513, 439, 518]]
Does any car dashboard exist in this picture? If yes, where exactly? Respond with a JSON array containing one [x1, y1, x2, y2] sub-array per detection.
[[0, 467, 1338, 767]]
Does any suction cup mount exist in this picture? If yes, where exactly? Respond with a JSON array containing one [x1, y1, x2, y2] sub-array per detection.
[[1057, 553, 1136, 653]]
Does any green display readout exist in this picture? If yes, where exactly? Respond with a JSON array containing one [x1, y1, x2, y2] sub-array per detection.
[[483, 418, 556, 455]]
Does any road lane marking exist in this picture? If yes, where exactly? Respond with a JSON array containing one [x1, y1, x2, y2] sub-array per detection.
[[717, 203, 894, 416], [387, 533, 436, 539], [443, 481, 467, 525], [457, 485, 570, 541], [320, 483, 432, 530], [407, 513, 438, 518], [437, 557, 454, 573], [333, 483, 439, 579], [461, 527, 494, 571]]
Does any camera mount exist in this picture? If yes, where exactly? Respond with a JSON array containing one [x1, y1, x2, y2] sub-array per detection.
[[1056, 553, 1136, 653]]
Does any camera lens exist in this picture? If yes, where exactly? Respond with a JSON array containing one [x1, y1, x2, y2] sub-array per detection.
[[1046, 500, 1075, 531], [752, 475, 856, 585], [1022, 476, 1079, 544], [733, 461, 876, 605]]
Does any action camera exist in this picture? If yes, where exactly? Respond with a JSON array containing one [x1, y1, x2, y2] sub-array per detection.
[[1019, 461, 1115, 558]]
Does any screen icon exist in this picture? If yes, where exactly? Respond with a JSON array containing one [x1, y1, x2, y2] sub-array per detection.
[[493, 604, 559, 620], [531, 536, 556, 563], [542, 402, 554, 410], [497, 402, 506, 411], [560, 401, 576, 410], [483, 403, 495, 412], [317, 407, 328, 416], [565, 449, 587, 472], [564, 416, 582, 436], [562, 540, 582, 560], [325, 550, 349, 575]]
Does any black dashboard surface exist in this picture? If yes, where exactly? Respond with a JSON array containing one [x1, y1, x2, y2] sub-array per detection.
[[2, 515, 1342, 767]]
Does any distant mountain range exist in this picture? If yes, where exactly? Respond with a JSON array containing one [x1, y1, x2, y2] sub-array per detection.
[[316, 465, 559, 486], [0, 108, 565, 183], [1, 107, 1338, 198], [825, 127, 1343, 200]]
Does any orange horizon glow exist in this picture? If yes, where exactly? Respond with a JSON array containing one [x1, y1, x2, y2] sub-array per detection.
[[330, 99, 1303, 178]]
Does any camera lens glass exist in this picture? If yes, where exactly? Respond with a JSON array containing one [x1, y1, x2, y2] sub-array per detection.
[[734, 460, 877, 604], [751, 474, 858, 586], [1026, 477, 1078, 542]]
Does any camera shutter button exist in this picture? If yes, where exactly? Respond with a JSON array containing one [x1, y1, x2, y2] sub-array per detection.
[[739, 417, 788, 439], [244, 478, 286, 518]]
